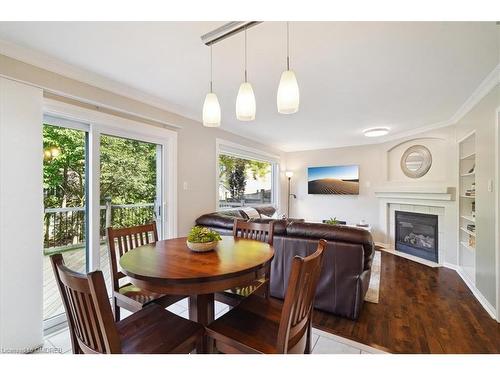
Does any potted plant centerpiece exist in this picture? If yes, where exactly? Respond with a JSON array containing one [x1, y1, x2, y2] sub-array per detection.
[[186, 226, 222, 252]]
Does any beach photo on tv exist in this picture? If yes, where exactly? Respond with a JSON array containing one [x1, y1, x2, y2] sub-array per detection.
[[307, 165, 359, 195]]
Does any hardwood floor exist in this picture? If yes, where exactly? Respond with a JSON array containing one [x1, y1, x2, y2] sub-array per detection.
[[312, 251, 500, 353]]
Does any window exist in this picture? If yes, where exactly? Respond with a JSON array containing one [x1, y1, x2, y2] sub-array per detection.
[[216, 139, 279, 210]]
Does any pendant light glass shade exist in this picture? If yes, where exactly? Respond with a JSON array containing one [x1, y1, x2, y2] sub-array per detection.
[[236, 82, 256, 121], [277, 69, 300, 114], [236, 27, 256, 122], [202, 45, 221, 127], [202, 92, 221, 127], [277, 22, 300, 114]]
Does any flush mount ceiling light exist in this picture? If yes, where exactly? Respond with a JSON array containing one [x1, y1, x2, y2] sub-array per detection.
[[277, 22, 300, 114], [363, 127, 390, 137], [202, 45, 221, 127]]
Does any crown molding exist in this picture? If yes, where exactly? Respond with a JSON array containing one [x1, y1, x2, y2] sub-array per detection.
[[0, 38, 200, 124], [450, 63, 500, 123], [279, 62, 500, 152]]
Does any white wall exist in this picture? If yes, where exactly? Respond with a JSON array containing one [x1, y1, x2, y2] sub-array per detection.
[[455, 85, 499, 309], [0, 77, 43, 351], [285, 126, 457, 243]]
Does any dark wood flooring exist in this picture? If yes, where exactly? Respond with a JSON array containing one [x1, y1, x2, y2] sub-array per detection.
[[312, 251, 500, 353]]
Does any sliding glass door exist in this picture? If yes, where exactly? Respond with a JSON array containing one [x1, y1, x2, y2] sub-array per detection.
[[42, 112, 169, 330]]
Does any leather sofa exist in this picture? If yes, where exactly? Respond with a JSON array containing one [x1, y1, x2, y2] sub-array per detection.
[[195, 206, 374, 320]]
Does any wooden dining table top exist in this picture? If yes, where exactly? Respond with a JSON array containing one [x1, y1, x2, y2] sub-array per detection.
[[119, 235, 274, 284]]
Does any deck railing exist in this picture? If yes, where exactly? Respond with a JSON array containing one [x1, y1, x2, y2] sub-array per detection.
[[43, 203, 155, 251]]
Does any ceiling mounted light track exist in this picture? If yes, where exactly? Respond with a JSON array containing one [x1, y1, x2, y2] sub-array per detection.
[[201, 21, 262, 46]]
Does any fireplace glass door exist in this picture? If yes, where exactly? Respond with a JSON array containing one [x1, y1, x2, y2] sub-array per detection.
[[395, 211, 438, 262]]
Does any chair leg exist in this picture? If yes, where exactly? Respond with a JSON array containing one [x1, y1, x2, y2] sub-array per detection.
[[305, 318, 312, 354], [113, 298, 120, 322], [264, 264, 271, 298]]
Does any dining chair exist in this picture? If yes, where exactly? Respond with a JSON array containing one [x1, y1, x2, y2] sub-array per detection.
[[107, 222, 184, 321], [206, 239, 327, 354], [50, 253, 204, 354], [215, 218, 275, 306]]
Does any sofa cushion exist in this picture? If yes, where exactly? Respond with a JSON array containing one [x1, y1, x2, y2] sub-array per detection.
[[254, 205, 277, 218], [195, 213, 235, 229], [240, 207, 261, 219], [286, 222, 374, 269], [286, 222, 372, 244]]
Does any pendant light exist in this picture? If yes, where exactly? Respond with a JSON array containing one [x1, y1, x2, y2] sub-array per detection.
[[236, 27, 256, 121], [202, 45, 221, 127], [277, 22, 300, 114]]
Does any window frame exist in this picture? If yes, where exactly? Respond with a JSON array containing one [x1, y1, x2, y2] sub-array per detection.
[[215, 138, 280, 212]]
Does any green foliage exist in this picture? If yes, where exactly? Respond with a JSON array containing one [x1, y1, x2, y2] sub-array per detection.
[[43, 124, 158, 247], [219, 154, 271, 201], [228, 158, 246, 200], [325, 217, 339, 225], [187, 226, 222, 243], [43, 125, 86, 208], [43, 125, 157, 208], [99, 134, 156, 205]]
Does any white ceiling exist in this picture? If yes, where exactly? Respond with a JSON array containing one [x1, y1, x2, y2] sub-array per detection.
[[0, 22, 498, 152]]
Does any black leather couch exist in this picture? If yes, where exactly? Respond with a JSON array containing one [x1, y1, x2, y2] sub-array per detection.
[[195, 206, 374, 320]]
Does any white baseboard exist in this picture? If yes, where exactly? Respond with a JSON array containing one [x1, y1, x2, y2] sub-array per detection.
[[451, 266, 498, 321]]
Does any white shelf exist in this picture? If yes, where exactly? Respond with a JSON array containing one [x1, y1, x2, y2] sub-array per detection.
[[460, 241, 475, 252], [458, 131, 476, 286], [460, 227, 476, 237], [460, 152, 476, 160], [460, 215, 475, 222]]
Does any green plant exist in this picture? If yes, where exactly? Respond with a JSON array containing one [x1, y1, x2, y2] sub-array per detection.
[[187, 226, 222, 243], [325, 217, 339, 225]]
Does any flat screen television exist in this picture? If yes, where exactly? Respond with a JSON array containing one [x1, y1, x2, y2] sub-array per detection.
[[307, 165, 359, 195]]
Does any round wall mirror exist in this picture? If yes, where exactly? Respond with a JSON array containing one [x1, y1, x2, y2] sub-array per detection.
[[400, 145, 432, 178]]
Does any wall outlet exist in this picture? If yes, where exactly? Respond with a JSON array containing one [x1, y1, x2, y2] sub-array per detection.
[[183, 181, 189, 191], [487, 179, 493, 192]]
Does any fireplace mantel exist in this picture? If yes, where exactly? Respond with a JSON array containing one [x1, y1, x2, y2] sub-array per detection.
[[374, 186, 455, 201]]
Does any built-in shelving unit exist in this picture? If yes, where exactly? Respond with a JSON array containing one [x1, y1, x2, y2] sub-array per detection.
[[458, 131, 476, 284]]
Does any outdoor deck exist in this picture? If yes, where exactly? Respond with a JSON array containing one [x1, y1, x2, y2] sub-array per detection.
[[43, 245, 112, 319]]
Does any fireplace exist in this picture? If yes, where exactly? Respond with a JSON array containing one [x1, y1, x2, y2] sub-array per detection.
[[395, 211, 438, 262]]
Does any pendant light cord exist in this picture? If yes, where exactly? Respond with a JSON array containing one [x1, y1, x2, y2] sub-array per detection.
[[244, 27, 248, 82], [210, 45, 213, 92], [286, 21, 290, 71]]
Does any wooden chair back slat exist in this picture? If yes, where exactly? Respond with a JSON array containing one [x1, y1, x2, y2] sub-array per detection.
[[50, 253, 122, 354], [233, 219, 274, 245], [276, 239, 326, 353], [106, 222, 158, 291]]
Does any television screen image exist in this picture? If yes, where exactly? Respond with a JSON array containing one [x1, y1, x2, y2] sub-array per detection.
[[308, 165, 359, 195]]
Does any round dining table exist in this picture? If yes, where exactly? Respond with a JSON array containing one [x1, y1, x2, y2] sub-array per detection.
[[119, 235, 274, 353]]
